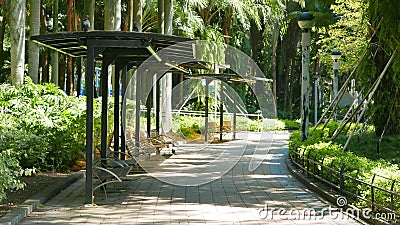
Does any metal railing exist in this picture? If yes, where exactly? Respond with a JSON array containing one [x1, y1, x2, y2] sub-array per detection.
[[289, 148, 399, 223]]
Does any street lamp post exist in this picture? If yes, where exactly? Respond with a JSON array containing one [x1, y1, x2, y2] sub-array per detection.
[[298, 12, 314, 141], [331, 50, 341, 121], [314, 72, 319, 125]]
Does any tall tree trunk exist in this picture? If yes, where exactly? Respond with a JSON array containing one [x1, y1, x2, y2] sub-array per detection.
[[40, 5, 49, 83], [279, 18, 301, 114], [157, 0, 164, 34], [123, 0, 133, 31], [9, 0, 26, 85], [59, 54, 66, 90], [133, 0, 142, 32], [222, 8, 232, 45], [271, 25, 279, 116], [84, 0, 95, 31], [66, 0, 74, 95], [249, 19, 263, 62], [105, 0, 121, 99], [0, 12, 7, 69], [104, 0, 121, 30], [161, 0, 173, 133], [28, 0, 40, 83], [51, 0, 59, 85]]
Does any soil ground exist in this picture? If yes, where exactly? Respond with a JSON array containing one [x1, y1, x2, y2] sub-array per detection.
[[0, 172, 70, 217]]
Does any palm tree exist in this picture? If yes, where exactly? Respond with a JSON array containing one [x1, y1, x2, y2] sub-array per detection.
[[84, 0, 95, 30], [162, 0, 173, 133], [51, 0, 59, 85], [66, 0, 74, 95], [104, 0, 122, 30], [28, 0, 40, 84], [9, 0, 26, 85]]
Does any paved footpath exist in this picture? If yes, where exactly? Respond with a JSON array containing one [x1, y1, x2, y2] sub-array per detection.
[[19, 132, 364, 224]]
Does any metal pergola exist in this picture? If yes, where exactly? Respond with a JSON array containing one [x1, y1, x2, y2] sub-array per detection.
[[31, 31, 269, 206], [31, 31, 207, 205]]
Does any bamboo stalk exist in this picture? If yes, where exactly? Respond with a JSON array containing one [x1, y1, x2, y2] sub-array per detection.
[[342, 50, 397, 152]]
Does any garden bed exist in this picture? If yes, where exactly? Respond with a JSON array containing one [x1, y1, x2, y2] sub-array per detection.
[[0, 172, 70, 217]]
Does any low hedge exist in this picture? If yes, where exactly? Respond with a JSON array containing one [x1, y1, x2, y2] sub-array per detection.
[[289, 123, 400, 215]]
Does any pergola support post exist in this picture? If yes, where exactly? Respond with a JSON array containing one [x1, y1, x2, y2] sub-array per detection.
[[233, 112, 237, 140], [100, 61, 109, 165], [204, 79, 209, 143], [156, 75, 161, 133], [114, 66, 120, 157], [219, 82, 224, 141], [85, 41, 95, 206], [121, 65, 127, 159], [135, 69, 142, 147], [146, 78, 152, 137]]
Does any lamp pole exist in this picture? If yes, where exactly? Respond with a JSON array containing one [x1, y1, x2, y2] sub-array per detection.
[[298, 12, 314, 141], [314, 72, 319, 125], [331, 50, 341, 121]]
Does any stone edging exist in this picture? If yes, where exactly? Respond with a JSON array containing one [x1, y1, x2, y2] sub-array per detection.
[[0, 171, 84, 225]]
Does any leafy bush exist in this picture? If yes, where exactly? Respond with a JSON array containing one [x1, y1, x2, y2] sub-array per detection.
[[281, 119, 301, 130], [1, 79, 103, 172], [0, 150, 25, 201], [0, 80, 108, 200], [289, 124, 400, 215], [174, 115, 204, 139]]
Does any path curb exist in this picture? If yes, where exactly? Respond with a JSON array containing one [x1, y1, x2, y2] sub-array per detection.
[[0, 171, 84, 225], [286, 156, 389, 225]]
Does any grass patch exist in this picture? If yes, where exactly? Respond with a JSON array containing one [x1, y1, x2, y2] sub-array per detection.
[[335, 131, 400, 166]]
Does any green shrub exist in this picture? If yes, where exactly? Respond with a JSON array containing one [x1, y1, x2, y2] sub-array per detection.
[[289, 125, 400, 214], [175, 115, 204, 139], [0, 150, 26, 201], [281, 119, 301, 130], [0, 81, 103, 172]]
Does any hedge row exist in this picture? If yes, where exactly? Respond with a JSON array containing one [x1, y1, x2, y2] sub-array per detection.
[[289, 123, 400, 215]]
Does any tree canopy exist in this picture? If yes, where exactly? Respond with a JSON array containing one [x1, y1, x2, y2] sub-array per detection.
[[0, 0, 399, 134]]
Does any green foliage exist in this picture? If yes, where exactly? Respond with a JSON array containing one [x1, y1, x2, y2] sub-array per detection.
[[174, 115, 204, 139], [281, 119, 301, 130], [0, 80, 102, 172], [0, 150, 25, 201], [0, 80, 107, 201], [289, 123, 400, 214]]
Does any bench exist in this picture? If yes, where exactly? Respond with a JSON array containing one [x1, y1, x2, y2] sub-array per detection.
[[208, 121, 233, 141], [91, 155, 131, 193]]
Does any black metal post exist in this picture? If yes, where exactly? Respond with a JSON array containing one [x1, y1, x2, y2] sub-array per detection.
[[85, 41, 95, 205], [156, 75, 160, 133], [135, 69, 142, 147], [100, 61, 109, 165], [371, 174, 376, 211], [114, 67, 120, 158], [146, 72, 153, 137], [204, 79, 209, 142], [233, 112, 236, 140], [219, 82, 223, 141], [340, 163, 346, 196], [121, 66, 127, 160]]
